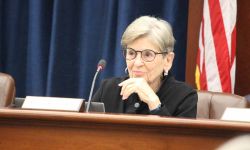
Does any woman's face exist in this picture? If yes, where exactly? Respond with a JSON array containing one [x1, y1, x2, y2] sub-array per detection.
[[125, 37, 174, 85]]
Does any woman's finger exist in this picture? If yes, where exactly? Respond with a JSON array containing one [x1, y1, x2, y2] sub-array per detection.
[[121, 84, 136, 100]]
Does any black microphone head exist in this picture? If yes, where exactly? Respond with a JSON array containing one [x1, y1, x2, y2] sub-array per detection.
[[97, 59, 107, 70]]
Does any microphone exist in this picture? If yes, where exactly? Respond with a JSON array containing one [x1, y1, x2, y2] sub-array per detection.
[[86, 59, 106, 112], [96, 59, 106, 71]]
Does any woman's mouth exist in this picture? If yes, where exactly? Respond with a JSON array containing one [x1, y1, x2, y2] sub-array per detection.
[[132, 71, 145, 77]]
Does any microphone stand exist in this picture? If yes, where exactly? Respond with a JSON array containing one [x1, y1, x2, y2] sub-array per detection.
[[85, 66, 102, 113]]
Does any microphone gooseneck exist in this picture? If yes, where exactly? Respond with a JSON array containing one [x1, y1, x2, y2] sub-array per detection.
[[86, 59, 106, 112]]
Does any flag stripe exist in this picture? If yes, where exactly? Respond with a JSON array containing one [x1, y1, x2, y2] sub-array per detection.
[[208, 0, 232, 92], [231, 26, 236, 66], [203, 0, 222, 92], [200, 17, 208, 90]]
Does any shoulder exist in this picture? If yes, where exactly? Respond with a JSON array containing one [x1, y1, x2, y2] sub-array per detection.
[[160, 75, 197, 98], [165, 74, 194, 89], [170, 78, 195, 93], [93, 76, 127, 102], [101, 76, 128, 86]]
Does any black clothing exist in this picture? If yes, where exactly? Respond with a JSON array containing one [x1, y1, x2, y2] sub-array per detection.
[[92, 74, 197, 118]]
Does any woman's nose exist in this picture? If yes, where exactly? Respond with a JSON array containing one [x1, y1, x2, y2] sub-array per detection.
[[134, 53, 144, 66]]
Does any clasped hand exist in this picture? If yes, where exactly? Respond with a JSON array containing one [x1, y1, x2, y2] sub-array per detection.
[[118, 78, 161, 110]]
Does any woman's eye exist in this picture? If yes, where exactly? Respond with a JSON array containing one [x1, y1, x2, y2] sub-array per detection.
[[128, 51, 135, 55], [144, 51, 153, 57]]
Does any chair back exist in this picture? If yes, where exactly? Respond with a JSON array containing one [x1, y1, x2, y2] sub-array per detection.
[[197, 91, 247, 119], [0, 73, 15, 107]]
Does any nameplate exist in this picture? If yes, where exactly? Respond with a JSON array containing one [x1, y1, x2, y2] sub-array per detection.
[[221, 108, 250, 122], [22, 96, 85, 112]]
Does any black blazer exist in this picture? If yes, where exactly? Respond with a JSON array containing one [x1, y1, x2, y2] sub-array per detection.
[[92, 74, 197, 118]]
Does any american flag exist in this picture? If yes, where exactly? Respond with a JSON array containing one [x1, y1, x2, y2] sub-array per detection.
[[195, 0, 237, 93]]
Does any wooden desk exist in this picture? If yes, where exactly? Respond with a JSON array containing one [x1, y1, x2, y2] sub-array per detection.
[[0, 109, 249, 150]]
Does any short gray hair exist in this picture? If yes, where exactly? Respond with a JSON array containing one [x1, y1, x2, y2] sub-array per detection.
[[121, 16, 175, 53]]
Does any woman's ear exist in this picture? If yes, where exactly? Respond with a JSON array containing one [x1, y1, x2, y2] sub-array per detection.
[[164, 52, 175, 71]]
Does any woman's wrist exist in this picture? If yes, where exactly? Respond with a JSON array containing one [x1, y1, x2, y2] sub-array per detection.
[[148, 94, 161, 110], [150, 103, 162, 113]]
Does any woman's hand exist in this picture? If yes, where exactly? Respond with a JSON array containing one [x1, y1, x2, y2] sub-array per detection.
[[118, 78, 161, 110]]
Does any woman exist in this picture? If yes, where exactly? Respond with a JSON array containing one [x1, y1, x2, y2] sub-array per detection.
[[92, 16, 197, 118]]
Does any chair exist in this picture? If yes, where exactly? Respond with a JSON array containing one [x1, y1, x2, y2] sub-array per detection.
[[244, 94, 250, 110], [0, 72, 15, 107], [197, 90, 248, 119]]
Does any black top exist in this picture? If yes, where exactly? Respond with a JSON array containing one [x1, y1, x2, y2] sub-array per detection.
[[92, 74, 197, 118]]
